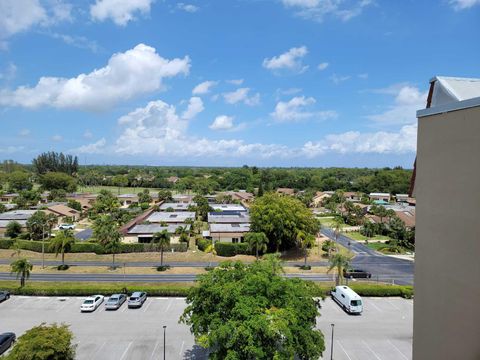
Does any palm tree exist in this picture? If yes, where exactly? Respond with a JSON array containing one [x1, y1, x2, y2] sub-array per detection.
[[104, 233, 122, 269], [49, 230, 75, 267], [333, 217, 344, 242], [245, 232, 268, 260], [153, 230, 170, 267], [10, 239, 22, 258], [327, 253, 351, 286], [10, 258, 33, 287], [296, 231, 315, 267], [45, 213, 58, 239]]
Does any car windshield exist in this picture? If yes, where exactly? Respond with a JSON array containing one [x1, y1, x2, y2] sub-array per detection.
[[130, 297, 138, 301], [84, 300, 94, 304], [108, 297, 118, 302], [350, 300, 362, 306]]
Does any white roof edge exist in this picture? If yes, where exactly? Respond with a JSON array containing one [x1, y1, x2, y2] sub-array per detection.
[[417, 96, 480, 118]]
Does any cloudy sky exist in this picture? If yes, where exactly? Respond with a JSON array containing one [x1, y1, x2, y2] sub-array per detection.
[[0, 0, 479, 167]]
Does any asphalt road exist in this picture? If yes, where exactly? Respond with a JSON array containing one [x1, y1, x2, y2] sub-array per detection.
[[321, 228, 414, 285], [0, 296, 413, 359]]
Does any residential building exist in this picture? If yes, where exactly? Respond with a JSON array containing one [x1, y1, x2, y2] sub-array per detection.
[[208, 211, 250, 224], [311, 191, 332, 208], [0, 193, 18, 203], [167, 176, 179, 184], [44, 204, 81, 223], [172, 194, 194, 203], [209, 203, 247, 212], [369, 192, 391, 203], [413, 76, 480, 360], [276, 188, 295, 196], [395, 194, 409, 203], [224, 191, 254, 203], [343, 192, 363, 203], [159, 202, 195, 211], [117, 194, 139, 207], [209, 223, 251, 243], [0, 210, 36, 236], [124, 224, 191, 243], [146, 211, 195, 225]]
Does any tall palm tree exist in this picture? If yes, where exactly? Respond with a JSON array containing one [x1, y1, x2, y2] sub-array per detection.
[[245, 232, 268, 260], [153, 230, 170, 267], [333, 217, 344, 242], [296, 231, 316, 267], [49, 230, 75, 267], [45, 213, 58, 239], [10, 258, 33, 287], [327, 253, 351, 286], [104, 232, 122, 268]]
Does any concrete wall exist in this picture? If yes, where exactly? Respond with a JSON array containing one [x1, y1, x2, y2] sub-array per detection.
[[413, 105, 480, 360]]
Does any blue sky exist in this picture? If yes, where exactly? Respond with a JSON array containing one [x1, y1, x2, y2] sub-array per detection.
[[0, 0, 479, 167]]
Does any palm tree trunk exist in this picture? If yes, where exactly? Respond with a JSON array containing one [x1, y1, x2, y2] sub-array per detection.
[[21, 274, 25, 287], [304, 249, 308, 266], [113, 253, 116, 268], [62, 251, 65, 266], [160, 249, 164, 267]]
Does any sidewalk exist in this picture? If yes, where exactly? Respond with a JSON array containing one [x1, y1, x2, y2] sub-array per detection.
[[387, 254, 415, 262]]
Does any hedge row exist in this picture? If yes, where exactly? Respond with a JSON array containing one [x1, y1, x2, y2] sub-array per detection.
[[0, 239, 187, 254], [214, 242, 251, 257], [312, 283, 414, 299], [197, 238, 211, 251], [0, 281, 192, 297]]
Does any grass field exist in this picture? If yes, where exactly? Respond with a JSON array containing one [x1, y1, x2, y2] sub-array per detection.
[[77, 185, 176, 195], [344, 231, 391, 241]]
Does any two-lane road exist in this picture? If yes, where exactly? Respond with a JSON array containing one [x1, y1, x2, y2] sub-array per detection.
[[321, 228, 414, 285]]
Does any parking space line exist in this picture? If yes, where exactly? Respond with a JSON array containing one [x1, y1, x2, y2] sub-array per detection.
[[164, 299, 173, 313], [362, 340, 382, 360], [91, 341, 106, 359], [149, 340, 160, 360], [336, 340, 353, 360], [143, 299, 153, 313], [367, 299, 382, 312], [119, 341, 133, 360], [179, 340, 185, 356], [388, 340, 409, 360], [386, 300, 400, 311]]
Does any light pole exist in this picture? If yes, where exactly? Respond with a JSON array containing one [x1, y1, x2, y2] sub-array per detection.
[[330, 323, 335, 360], [163, 325, 166, 360]]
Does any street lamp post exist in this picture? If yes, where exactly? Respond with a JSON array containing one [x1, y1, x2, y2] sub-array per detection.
[[330, 323, 335, 360], [163, 325, 167, 360]]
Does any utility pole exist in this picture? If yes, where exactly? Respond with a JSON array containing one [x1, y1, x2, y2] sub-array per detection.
[[163, 325, 167, 359], [330, 323, 335, 360]]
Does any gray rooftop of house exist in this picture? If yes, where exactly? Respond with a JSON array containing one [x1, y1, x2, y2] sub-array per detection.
[[210, 223, 250, 233], [0, 210, 37, 221], [209, 203, 247, 212], [0, 219, 28, 228], [75, 228, 93, 241], [208, 212, 250, 224], [146, 211, 195, 223], [128, 224, 191, 235], [159, 202, 196, 211]]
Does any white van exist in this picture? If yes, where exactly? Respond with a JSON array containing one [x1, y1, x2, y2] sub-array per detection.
[[331, 286, 363, 314]]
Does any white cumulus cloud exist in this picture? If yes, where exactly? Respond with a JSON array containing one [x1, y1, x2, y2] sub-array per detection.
[[192, 80, 217, 95], [181, 96, 204, 120], [281, 0, 372, 22], [90, 0, 153, 26], [271, 96, 337, 122], [0, 44, 190, 111], [177, 3, 199, 12], [223, 88, 260, 106], [226, 79, 244, 85], [72, 138, 107, 154], [317, 62, 329, 71], [263, 46, 308, 74], [449, 0, 480, 10], [209, 115, 234, 130]]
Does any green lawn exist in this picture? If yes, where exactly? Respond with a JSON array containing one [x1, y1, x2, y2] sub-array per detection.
[[318, 217, 345, 229], [77, 185, 183, 195], [344, 231, 391, 241]]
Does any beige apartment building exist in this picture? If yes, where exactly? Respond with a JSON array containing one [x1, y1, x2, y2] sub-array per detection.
[[413, 76, 480, 359]]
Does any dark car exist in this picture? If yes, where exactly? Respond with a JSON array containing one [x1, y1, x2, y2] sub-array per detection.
[[0, 332, 16, 355], [0, 291, 10, 302], [343, 269, 372, 279]]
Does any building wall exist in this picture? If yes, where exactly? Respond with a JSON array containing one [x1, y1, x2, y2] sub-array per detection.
[[413, 105, 480, 360], [211, 232, 246, 243]]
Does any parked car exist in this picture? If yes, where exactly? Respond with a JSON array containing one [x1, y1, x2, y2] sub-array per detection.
[[128, 292, 147, 308], [59, 224, 75, 230], [0, 291, 10, 302], [80, 295, 104, 312], [343, 268, 372, 279], [331, 286, 363, 314], [0, 332, 16, 355], [105, 294, 127, 310]]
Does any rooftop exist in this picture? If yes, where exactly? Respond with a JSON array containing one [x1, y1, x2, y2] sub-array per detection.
[[209, 203, 247, 212], [210, 223, 250, 233], [208, 212, 251, 223], [146, 211, 195, 223], [0, 210, 37, 221], [128, 224, 190, 235], [159, 202, 195, 211]]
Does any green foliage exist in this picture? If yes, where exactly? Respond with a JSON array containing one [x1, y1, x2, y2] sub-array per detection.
[[214, 242, 250, 257], [197, 238, 211, 251], [26, 211, 51, 240], [192, 195, 213, 221], [250, 193, 320, 251], [0, 239, 14, 249], [48, 189, 67, 201], [92, 214, 120, 246], [39, 172, 77, 192], [5, 323, 76, 360], [10, 258, 33, 287], [244, 232, 268, 259], [5, 221, 22, 238], [32, 151, 79, 175], [0, 203, 6, 213], [138, 188, 152, 204], [327, 253, 352, 286], [13, 190, 41, 209], [67, 199, 82, 212], [157, 189, 173, 202], [49, 230, 75, 266], [7, 171, 32, 191], [91, 190, 120, 216], [153, 230, 170, 267], [180, 257, 325, 359]]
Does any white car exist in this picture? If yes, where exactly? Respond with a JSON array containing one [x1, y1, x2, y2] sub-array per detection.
[[59, 224, 75, 230], [80, 295, 104, 312]]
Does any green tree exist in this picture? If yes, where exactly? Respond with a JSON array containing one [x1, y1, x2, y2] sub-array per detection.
[[245, 232, 268, 260], [327, 253, 351, 286], [39, 172, 77, 192], [153, 230, 170, 267], [5, 323, 76, 360], [138, 188, 153, 204], [250, 193, 320, 252], [192, 195, 213, 221], [26, 211, 49, 240], [10, 258, 33, 287], [49, 230, 75, 267], [67, 199, 82, 212], [93, 215, 119, 246], [92, 190, 120, 216], [7, 171, 32, 191], [14, 190, 41, 209], [32, 151, 78, 175], [180, 256, 325, 359], [296, 230, 316, 267], [158, 189, 173, 202], [5, 221, 22, 238], [0, 203, 6, 213], [104, 230, 122, 268]]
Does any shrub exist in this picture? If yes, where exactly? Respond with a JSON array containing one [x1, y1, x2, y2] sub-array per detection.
[[311, 283, 414, 299], [57, 265, 69, 271], [299, 265, 311, 270], [214, 242, 250, 257], [197, 238, 211, 251], [0, 239, 14, 249], [156, 265, 170, 272]]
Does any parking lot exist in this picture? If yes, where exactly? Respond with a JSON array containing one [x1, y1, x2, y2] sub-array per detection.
[[0, 296, 412, 359]]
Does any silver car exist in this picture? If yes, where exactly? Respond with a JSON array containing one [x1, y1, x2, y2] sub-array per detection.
[[105, 294, 126, 310], [128, 292, 147, 308], [0, 291, 10, 302]]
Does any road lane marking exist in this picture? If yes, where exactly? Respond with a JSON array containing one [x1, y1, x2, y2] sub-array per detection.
[[119, 342, 133, 360], [362, 340, 382, 360], [336, 340, 353, 360], [388, 339, 409, 360]]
